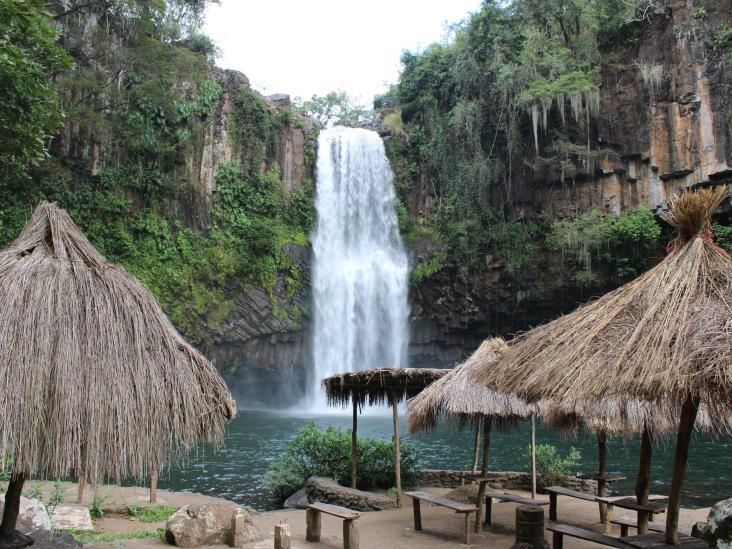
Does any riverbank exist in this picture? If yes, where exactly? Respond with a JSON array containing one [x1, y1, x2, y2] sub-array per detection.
[[26, 481, 710, 548]]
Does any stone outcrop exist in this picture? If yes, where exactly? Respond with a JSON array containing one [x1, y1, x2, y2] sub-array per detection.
[[0, 496, 51, 534], [165, 502, 260, 548], [305, 477, 397, 512], [692, 497, 732, 547], [26, 530, 81, 549]]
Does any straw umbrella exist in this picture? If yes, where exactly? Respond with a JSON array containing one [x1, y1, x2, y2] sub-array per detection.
[[407, 338, 537, 480], [475, 187, 732, 545], [322, 367, 445, 504], [0, 203, 236, 548]]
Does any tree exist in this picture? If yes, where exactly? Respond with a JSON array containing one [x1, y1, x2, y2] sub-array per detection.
[[294, 91, 370, 127], [0, 0, 70, 183]]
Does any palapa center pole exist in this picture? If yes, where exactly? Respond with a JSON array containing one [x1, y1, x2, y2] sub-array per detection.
[[390, 388, 402, 507], [665, 394, 700, 546], [351, 398, 358, 489], [597, 431, 609, 531], [0, 472, 32, 549], [470, 420, 481, 475], [635, 424, 652, 534], [480, 417, 492, 476], [530, 413, 537, 499]]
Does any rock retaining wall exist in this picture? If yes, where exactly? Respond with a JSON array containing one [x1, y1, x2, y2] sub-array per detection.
[[418, 470, 596, 494]]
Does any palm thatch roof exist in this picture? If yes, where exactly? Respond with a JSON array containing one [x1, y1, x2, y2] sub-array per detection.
[[475, 187, 732, 408], [407, 338, 535, 432], [0, 202, 236, 483], [323, 367, 447, 408]]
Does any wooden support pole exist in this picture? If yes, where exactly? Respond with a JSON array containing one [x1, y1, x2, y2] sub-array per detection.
[[597, 431, 609, 531], [343, 519, 359, 549], [305, 508, 321, 542], [76, 475, 86, 504], [150, 471, 158, 504], [664, 394, 699, 546], [530, 413, 537, 499], [0, 472, 33, 548], [390, 389, 401, 507], [480, 417, 492, 476], [635, 424, 652, 534], [351, 398, 358, 489], [471, 419, 481, 475], [412, 498, 422, 531]]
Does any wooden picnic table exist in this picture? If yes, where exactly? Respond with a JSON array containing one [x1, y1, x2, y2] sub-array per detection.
[[596, 496, 667, 533], [620, 532, 707, 548]]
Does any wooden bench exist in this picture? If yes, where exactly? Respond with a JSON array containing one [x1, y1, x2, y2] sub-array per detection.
[[306, 502, 360, 549], [545, 486, 597, 521], [597, 496, 666, 532], [547, 522, 635, 549], [610, 517, 690, 537], [483, 491, 549, 527], [405, 490, 478, 544]]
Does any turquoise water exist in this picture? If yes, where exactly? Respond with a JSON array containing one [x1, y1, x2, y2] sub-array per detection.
[[157, 409, 732, 511]]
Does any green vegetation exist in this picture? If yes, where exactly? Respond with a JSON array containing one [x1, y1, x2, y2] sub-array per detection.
[[126, 504, 177, 523], [294, 90, 370, 127], [265, 423, 418, 499], [63, 529, 165, 544], [89, 493, 109, 520], [526, 444, 582, 487]]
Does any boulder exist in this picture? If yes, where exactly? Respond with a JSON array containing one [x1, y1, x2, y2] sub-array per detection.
[[0, 496, 51, 534], [26, 530, 81, 549], [284, 487, 309, 509], [165, 502, 260, 548], [265, 94, 291, 108], [693, 497, 732, 547], [306, 477, 397, 512]]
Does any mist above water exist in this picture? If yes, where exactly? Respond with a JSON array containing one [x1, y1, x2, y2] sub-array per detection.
[[305, 127, 409, 410]]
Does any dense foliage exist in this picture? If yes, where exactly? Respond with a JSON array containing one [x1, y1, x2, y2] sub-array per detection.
[[525, 444, 582, 487], [265, 423, 418, 499], [294, 91, 370, 127]]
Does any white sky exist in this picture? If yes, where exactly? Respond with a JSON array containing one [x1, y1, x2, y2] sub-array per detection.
[[202, 0, 482, 106]]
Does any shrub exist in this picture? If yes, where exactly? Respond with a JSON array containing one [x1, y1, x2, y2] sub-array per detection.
[[525, 444, 582, 487], [265, 423, 418, 499]]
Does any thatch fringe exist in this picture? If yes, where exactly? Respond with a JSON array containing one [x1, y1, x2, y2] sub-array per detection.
[[322, 367, 446, 408], [407, 338, 535, 433], [0, 203, 236, 483], [475, 187, 732, 407]]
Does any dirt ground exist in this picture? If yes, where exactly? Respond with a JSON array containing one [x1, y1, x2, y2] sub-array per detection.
[[28, 481, 710, 548]]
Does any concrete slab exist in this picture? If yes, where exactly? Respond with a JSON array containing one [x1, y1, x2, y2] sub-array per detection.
[[52, 503, 94, 531]]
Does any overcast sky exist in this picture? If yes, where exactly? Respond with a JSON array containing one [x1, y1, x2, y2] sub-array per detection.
[[202, 0, 482, 106]]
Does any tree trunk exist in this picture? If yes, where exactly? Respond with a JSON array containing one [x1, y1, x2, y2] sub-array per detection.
[[531, 413, 537, 499], [665, 395, 699, 545], [471, 420, 481, 475], [0, 473, 33, 548], [351, 398, 358, 489], [597, 431, 609, 530], [480, 417, 492, 476], [390, 389, 401, 507], [635, 425, 652, 534]]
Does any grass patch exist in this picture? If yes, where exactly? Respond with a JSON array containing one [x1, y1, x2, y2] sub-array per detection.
[[125, 504, 177, 523], [62, 528, 164, 544]]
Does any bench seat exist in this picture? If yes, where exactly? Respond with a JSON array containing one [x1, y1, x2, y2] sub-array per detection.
[[306, 502, 360, 549], [405, 491, 478, 544], [610, 517, 690, 537], [547, 522, 635, 549], [483, 491, 548, 527], [545, 486, 597, 521]]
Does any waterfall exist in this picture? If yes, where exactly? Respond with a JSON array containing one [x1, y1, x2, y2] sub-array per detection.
[[306, 127, 410, 410]]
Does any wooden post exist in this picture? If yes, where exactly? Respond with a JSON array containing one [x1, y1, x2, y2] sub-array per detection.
[[76, 475, 86, 504], [390, 389, 401, 507], [343, 519, 359, 549], [351, 398, 358, 489], [274, 523, 291, 549], [150, 471, 158, 504], [530, 413, 537, 499], [463, 512, 470, 545], [480, 417, 492, 476], [635, 424, 652, 534], [305, 508, 321, 542], [0, 472, 32, 548], [597, 431, 609, 531], [412, 498, 422, 531], [471, 419, 481, 475], [475, 480, 487, 532], [664, 394, 699, 546]]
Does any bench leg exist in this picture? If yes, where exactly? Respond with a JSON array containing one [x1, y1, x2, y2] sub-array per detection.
[[343, 519, 359, 549], [484, 496, 492, 527], [464, 513, 470, 545], [412, 498, 422, 531], [549, 493, 557, 521], [306, 508, 321, 542], [552, 531, 563, 549], [621, 523, 629, 537], [599, 501, 609, 533], [605, 504, 613, 534]]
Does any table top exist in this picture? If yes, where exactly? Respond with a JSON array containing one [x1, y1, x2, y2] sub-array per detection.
[[621, 532, 707, 548]]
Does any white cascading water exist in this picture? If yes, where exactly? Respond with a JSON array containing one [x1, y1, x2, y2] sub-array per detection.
[[306, 127, 410, 410]]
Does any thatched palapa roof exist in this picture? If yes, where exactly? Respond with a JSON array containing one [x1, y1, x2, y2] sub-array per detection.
[[323, 367, 446, 407], [0, 203, 236, 483], [407, 338, 535, 432], [476, 187, 732, 408]]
